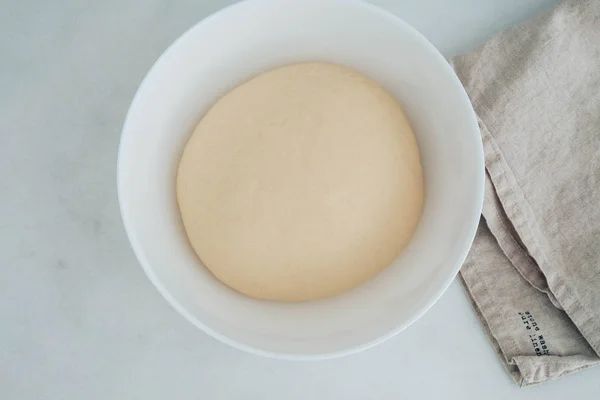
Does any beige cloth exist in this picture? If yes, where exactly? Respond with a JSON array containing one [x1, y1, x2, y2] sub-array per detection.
[[452, 0, 600, 386]]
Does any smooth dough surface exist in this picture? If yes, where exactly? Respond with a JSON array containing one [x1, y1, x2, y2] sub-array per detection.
[[177, 63, 423, 302]]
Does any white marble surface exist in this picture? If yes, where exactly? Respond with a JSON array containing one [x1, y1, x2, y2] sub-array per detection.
[[2, 0, 600, 399]]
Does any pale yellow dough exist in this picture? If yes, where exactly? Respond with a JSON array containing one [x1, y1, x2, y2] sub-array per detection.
[[177, 63, 424, 302]]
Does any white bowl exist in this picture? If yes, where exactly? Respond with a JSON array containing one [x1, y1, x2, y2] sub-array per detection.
[[118, 0, 484, 359]]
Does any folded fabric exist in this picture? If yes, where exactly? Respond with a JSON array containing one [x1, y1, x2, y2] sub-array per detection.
[[451, 0, 600, 386]]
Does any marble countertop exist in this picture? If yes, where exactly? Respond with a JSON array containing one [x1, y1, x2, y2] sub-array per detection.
[[3, 0, 599, 398]]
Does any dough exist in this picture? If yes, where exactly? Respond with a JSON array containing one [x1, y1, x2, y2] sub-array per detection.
[[177, 63, 423, 302]]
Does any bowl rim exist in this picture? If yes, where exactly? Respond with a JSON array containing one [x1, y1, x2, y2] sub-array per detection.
[[117, 0, 484, 360]]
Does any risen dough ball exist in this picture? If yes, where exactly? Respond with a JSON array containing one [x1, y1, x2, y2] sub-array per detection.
[[177, 63, 423, 302]]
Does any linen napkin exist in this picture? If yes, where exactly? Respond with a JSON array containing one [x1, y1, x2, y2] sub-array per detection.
[[451, 0, 600, 386]]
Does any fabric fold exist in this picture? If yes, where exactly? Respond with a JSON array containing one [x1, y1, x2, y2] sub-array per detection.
[[452, 0, 600, 386]]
